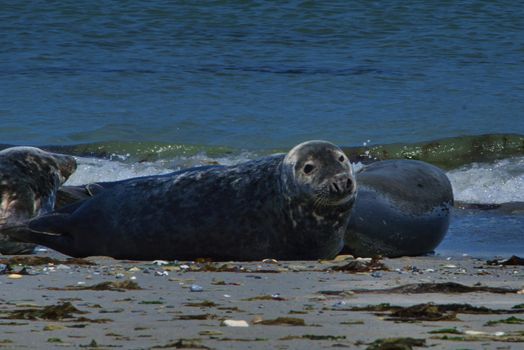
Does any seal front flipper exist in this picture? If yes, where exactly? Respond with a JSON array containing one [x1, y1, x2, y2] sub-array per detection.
[[56, 183, 107, 209], [4, 214, 76, 256]]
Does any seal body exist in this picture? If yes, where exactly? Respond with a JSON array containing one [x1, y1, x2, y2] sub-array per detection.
[[343, 160, 453, 258], [0, 147, 77, 254], [8, 141, 356, 261]]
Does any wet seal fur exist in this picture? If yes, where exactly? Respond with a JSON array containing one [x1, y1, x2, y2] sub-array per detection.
[[7, 141, 356, 261], [0, 147, 77, 254], [343, 159, 453, 257]]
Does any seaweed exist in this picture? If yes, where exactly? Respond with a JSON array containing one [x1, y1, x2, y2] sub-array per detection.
[[138, 300, 164, 305], [431, 334, 524, 342], [350, 303, 519, 322], [340, 320, 365, 325], [330, 257, 388, 273], [184, 301, 218, 308], [152, 339, 210, 349], [351, 303, 399, 312], [317, 290, 354, 297], [47, 338, 63, 343], [217, 306, 243, 312], [4, 302, 85, 321], [485, 316, 524, 326], [388, 303, 457, 322], [256, 317, 305, 326], [0, 256, 94, 266], [217, 337, 267, 342], [198, 330, 223, 336], [242, 295, 287, 301], [352, 282, 518, 294], [289, 310, 308, 314], [43, 324, 65, 331], [487, 255, 524, 266], [176, 314, 217, 320], [73, 317, 113, 323], [428, 328, 461, 334], [48, 280, 142, 292], [281, 334, 346, 341], [366, 337, 426, 350]]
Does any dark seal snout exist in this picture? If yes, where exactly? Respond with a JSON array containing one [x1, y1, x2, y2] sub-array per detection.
[[329, 173, 355, 196]]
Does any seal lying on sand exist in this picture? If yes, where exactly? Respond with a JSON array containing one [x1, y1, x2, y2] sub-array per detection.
[[7, 141, 356, 261], [0, 147, 77, 254], [343, 159, 453, 258]]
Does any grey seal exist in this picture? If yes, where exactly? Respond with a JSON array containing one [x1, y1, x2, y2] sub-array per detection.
[[7, 141, 356, 261], [343, 159, 453, 257], [0, 147, 77, 254]]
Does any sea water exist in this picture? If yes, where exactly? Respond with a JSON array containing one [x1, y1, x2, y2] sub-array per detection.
[[1, 1, 523, 257]]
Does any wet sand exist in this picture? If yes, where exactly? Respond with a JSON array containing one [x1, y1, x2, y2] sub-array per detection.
[[0, 251, 523, 349]]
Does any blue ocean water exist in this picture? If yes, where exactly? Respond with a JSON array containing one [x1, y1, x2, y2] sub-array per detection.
[[1, 1, 523, 256], [1, 1, 523, 147]]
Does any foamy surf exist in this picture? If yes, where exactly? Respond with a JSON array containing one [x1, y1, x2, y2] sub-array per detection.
[[64, 152, 260, 186], [65, 152, 524, 205], [448, 156, 524, 204]]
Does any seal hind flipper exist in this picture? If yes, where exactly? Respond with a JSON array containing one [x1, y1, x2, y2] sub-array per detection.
[[4, 214, 75, 255]]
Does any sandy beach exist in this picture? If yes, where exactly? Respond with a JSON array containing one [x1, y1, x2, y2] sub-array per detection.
[[0, 251, 522, 349]]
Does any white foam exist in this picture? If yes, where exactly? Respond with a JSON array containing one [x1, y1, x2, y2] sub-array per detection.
[[447, 156, 524, 204], [64, 152, 258, 186], [66, 155, 523, 205]]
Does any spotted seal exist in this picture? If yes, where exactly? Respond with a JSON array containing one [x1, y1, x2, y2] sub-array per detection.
[[343, 159, 453, 257], [7, 141, 356, 261], [0, 147, 77, 254]]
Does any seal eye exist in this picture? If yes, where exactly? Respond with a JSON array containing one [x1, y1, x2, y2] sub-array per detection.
[[303, 164, 315, 175], [338, 155, 345, 162]]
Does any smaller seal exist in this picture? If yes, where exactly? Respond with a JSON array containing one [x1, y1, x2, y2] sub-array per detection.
[[343, 159, 453, 257], [0, 147, 77, 254], [7, 141, 356, 261]]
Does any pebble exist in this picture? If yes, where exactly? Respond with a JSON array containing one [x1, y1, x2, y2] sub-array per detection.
[[262, 258, 278, 264], [7, 274, 22, 279], [222, 319, 249, 327], [332, 301, 347, 308], [371, 271, 383, 278], [442, 264, 457, 268], [155, 271, 169, 277], [333, 254, 354, 262], [152, 260, 169, 266], [190, 284, 203, 292], [115, 273, 125, 279]]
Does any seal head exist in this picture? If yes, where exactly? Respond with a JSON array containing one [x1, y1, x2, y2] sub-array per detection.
[[282, 140, 355, 207], [0, 147, 77, 254]]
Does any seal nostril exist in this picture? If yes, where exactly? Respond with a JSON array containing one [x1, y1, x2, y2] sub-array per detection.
[[332, 182, 340, 193], [346, 178, 353, 190]]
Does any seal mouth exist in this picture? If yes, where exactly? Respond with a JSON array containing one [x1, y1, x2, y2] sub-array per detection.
[[313, 186, 356, 208], [312, 172, 356, 207]]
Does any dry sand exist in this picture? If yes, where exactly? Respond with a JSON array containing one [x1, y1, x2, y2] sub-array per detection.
[[0, 250, 523, 349]]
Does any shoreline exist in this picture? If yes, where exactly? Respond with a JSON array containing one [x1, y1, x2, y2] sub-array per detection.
[[0, 251, 522, 349]]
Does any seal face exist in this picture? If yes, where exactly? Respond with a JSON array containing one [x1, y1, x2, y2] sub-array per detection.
[[8, 141, 356, 261], [0, 147, 77, 254]]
